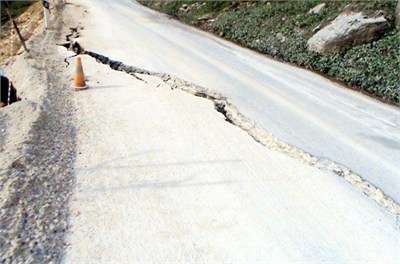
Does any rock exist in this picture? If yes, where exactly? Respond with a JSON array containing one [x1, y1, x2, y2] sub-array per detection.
[[342, 4, 352, 12], [276, 33, 286, 43], [60, 220, 68, 231], [179, 4, 189, 13], [308, 3, 326, 14], [196, 14, 213, 21], [307, 12, 391, 53], [312, 25, 321, 33], [293, 26, 304, 34]]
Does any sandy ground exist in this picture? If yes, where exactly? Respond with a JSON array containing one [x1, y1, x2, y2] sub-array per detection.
[[61, 2, 398, 262], [72, 0, 400, 203]]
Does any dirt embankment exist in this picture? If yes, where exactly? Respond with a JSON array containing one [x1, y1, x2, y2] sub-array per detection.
[[0, 1, 78, 263], [0, 1, 44, 67]]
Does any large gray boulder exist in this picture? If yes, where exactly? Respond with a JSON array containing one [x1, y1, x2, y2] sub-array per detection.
[[307, 12, 391, 53]]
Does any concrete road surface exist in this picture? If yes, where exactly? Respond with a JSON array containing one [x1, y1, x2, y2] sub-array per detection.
[[62, 54, 398, 263], [61, 0, 399, 262], [73, 0, 399, 202]]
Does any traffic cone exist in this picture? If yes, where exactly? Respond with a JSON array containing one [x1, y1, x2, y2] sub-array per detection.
[[73, 57, 88, 91]]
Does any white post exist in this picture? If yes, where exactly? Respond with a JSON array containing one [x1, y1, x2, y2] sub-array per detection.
[[43, 0, 50, 29]]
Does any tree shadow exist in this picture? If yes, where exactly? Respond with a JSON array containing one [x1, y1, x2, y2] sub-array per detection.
[[83, 178, 236, 193], [76, 150, 241, 193], [76, 149, 165, 173], [77, 149, 241, 173]]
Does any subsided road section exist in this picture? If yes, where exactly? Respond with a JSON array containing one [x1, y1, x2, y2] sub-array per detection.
[[61, 2, 399, 262], [72, 0, 400, 202], [62, 54, 399, 262]]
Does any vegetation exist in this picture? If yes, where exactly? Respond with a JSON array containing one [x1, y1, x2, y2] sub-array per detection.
[[139, 0, 400, 104]]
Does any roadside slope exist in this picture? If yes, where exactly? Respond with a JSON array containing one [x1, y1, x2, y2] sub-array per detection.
[[0, 2, 76, 263]]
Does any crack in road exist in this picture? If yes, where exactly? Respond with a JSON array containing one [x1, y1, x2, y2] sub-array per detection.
[[60, 37, 400, 216]]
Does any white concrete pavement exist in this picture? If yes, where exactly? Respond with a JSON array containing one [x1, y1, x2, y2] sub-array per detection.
[[62, 53, 398, 263], [72, 0, 399, 202], [61, 1, 399, 262]]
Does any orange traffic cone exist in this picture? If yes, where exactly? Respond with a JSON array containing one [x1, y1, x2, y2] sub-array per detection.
[[73, 57, 88, 91]]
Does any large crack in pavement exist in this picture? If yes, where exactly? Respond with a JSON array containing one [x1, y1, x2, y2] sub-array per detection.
[[60, 37, 400, 216]]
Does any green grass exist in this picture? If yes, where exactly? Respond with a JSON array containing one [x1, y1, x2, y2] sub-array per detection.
[[140, 0, 400, 104]]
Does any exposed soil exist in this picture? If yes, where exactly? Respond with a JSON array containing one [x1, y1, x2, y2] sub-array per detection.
[[0, 1, 44, 67]]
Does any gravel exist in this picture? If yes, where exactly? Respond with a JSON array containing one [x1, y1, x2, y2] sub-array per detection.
[[0, 2, 77, 263]]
